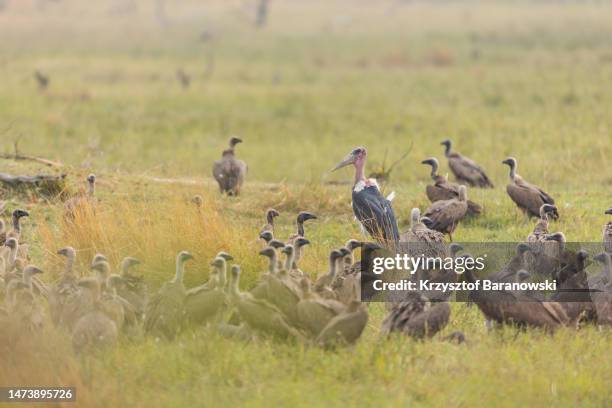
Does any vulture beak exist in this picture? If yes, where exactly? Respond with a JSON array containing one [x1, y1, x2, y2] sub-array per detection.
[[501, 159, 511, 166], [299, 212, 318, 222], [605, 208, 612, 215], [421, 159, 435, 166], [332, 151, 357, 172], [420, 216, 434, 228]]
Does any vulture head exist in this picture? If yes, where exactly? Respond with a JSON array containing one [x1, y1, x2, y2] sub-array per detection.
[[281, 244, 294, 257], [449, 243, 464, 257], [421, 157, 440, 176], [516, 269, 531, 283], [216, 252, 234, 262], [268, 239, 285, 250], [13, 208, 30, 219], [259, 231, 273, 243], [5, 237, 18, 249], [91, 253, 108, 266], [258, 247, 276, 260], [177, 251, 194, 263], [297, 211, 317, 223], [593, 252, 611, 265], [121, 257, 141, 271], [440, 139, 452, 156], [229, 137, 243, 148], [57, 246, 76, 258], [539, 204, 557, 219], [87, 173, 96, 184], [294, 237, 310, 249], [210, 257, 226, 269], [345, 239, 361, 252], [332, 147, 367, 171], [502, 157, 518, 178], [266, 209, 280, 221], [543, 232, 566, 243]]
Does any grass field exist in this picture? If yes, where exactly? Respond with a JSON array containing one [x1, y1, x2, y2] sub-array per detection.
[[0, 1, 611, 407]]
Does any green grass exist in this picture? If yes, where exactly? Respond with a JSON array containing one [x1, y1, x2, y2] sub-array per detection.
[[0, 1, 611, 407]]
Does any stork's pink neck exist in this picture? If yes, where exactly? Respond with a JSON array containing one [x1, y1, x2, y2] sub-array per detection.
[[354, 159, 366, 186]]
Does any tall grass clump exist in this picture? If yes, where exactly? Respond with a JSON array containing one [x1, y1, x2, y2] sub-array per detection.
[[37, 188, 265, 289]]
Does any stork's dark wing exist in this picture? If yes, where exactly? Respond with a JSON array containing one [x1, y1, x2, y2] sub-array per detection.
[[352, 186, 399, 243]]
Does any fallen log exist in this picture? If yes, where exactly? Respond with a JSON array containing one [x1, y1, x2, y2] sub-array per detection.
[[0, 172, 67, 198]]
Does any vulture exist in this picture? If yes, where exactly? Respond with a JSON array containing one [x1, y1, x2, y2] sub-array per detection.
[[49, 247, 80, 326], [463, 265, 571, 332], [5, 265, 46, 332], [502, 157, 558, 220], [315, 300, 368, 348], [549, 251, 595, 323], [423, 186, 469, 241], [212, 137, 247, 196], [259, 231, 274, 246], [332, 147, 399, 244], [260, 209, 280, 234], [228, 265, 302, 340], [380, 291, 450, 340], [64, 174, 97, 219], [604, 208, 612, 254], [185, 257, 228, 325], [143, 251, 193, 340], [314, 249, 344, 298], [0, 209, 29, 245], [297, 278, 345, 337], [527, 204, 558, 243], [440, 139, 493, 188], [116, 257, 147, 319], [71, 278, 118, 353], [34, 70, 49, 90], [286, 211, 317, 243], [421, 157, 482, 216], [264, 245, 302, 324]]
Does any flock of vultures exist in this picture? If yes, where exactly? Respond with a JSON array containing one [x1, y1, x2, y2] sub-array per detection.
[[0, 138, 611, 354]]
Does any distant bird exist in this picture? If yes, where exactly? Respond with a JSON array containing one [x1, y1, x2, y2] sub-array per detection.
[[260, 209, 280, 234], [34, 70, 49, 91], [502, 157, 558, 220], [440, 139, 493, 188], [381, 291, 450, 339], [332, 147, 399, 244], [315, 300, 368, 348], [64, 174, 97, 220], [143, 251, 193, 340], [176, 68, 191, 88], [423, 186, 469, 241], [421, 157, 482, 216], [603, 208, 612, 253], [71, 278, 118, 353], [212, 137, 247, 196]]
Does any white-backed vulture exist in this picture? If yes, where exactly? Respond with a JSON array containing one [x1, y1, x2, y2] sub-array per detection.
[[0, 209, 29, 245], [143, 251, 193, 340], [71, 278, 118, 353], [440, 139, 493, 188], [212, 137, 247, 196], [381, 291, 450, 339], [502, 157, 558, 220], [185, 257, 228, 325], [297, 278, 345, 337], [229, 265, 302, 340], [260, 209, 280, 234], [423, 186, 469, 241], [315, 300, 368, 348], [421, 157, 482, 216]]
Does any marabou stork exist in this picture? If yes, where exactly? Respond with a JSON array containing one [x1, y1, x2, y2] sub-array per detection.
[[332, 147, 399, 245]]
